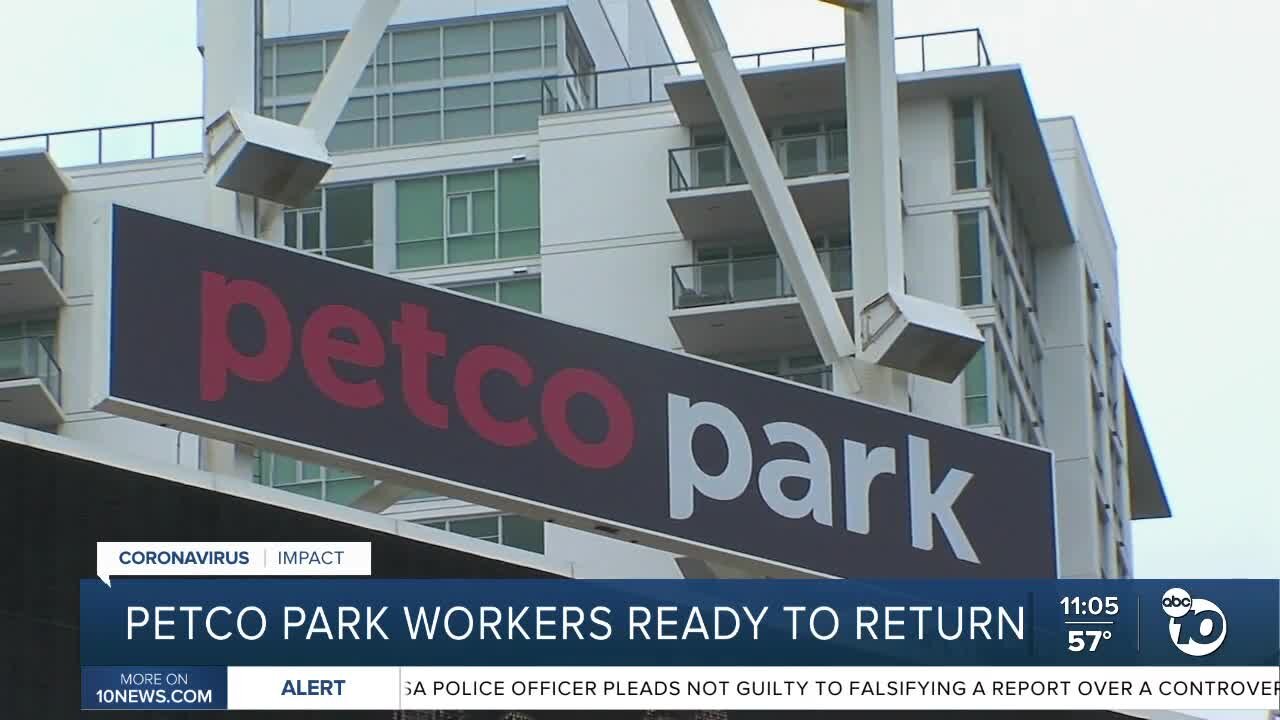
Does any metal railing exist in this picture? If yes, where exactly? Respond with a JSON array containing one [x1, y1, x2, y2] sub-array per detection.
[[672, 247, 852, 310], [670, 129, 848, 192], [0, 220, 63, 286], [0, 116, 202, 169], [543, 28, 991, 115], [0, 337, 62, 404]]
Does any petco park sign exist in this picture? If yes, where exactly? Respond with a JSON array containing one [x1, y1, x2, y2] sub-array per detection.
[[100, 206, 1057, 579]]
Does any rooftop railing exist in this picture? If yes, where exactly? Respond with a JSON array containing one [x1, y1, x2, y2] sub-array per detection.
[[544, 28, 991, 114], [672, 247, 852, 310], [670, 128, 849, 192], [0, 337, 62, 404], [0, 116, 202, 169], [0, 220, 62, 287], [0, 29, 990, 169]]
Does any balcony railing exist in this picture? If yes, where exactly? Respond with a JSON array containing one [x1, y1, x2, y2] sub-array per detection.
[[0, 337, 62, 403], [0, 116, 202, 169], [542, 29, 991, 114], [670, 129, 848, 192], [672, 247, 852, 310], [0, 219, 63, 286]]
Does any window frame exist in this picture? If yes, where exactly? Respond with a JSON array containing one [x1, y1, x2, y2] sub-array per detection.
[[395, 165, 540, 269], [282, 184, 375, 269], [261, 12, 572, 152]]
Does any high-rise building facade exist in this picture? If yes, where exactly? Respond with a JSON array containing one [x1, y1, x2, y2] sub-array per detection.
[[0, 0, 1168, 580]]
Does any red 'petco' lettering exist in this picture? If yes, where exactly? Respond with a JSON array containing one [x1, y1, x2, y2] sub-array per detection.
[[197, 271, 635, 471]]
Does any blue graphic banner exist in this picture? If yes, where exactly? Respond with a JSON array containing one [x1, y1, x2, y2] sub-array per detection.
[[80, 579, 1279, 667]]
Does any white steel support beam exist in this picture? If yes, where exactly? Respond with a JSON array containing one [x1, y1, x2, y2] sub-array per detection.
[[844, 0, 910, 409], [258, 0, 401, 236], [300, 0, 401, 138], [671, 0, 861, 394]]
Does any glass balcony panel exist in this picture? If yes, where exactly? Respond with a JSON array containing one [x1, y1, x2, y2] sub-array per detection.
[[0, 220, 62, 286], [0, 337, 61, 403], [693, 146, 728, 188], [671, 248, 849, 309], [829, 129, 848, 172], [779, 136, 820, 178], [826, 247, 853, 292], [731, 254, 782, 302], [670, 129, 845, 192]]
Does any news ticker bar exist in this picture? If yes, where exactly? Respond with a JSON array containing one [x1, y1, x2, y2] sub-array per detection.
[[82, 666, 1280, 711]]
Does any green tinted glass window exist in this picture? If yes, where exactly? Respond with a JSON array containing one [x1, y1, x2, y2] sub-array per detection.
[[499, 278, 541, 312], [456, 283, 497, 302], [494, 17, 542, 50], [952, 98, 978, 189], [498, 166, 539, 228], [501, 515, 545, 553], [963, 346, 989, 426], [451, 516, 501, 542], [326, 185, 373, 250], [958, 211, 984, 305], [276, 41, 324, 74], [394, 28, 440, 61], [448, 233, 496, 262], [448, 171, 494, 193], [444, 24, 490, 56], [398, 177, 444, 241]]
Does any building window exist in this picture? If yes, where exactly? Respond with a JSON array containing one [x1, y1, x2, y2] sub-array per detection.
[[396, 165, 539, 269], [420, 514, 545, 554], [255, 452, 375, 506], [957, 211, 984, 305], [449, 277, 541, 313], [283, 184, 374, 268], [963, 344, 990, 426], [951, 98, 978, 190], [720, 351, 832, 390], [262, 13, 574, 152]]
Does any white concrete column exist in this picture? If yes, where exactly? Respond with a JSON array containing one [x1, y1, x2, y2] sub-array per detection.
[[200, 0, 259, 476], [845, 0, 909, 409]]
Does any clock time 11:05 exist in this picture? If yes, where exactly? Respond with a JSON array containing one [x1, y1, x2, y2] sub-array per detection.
[[1060, 596, 1119, 616]]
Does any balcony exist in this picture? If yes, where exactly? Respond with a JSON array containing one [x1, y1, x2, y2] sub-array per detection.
[[667, 130, 850, 241], [670, 248, 854, 355], [0, 220, 65, 313], [0, 337, 64, 428]]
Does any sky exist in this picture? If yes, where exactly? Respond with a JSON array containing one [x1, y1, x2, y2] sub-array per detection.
[[0, 1, 1277, 583]]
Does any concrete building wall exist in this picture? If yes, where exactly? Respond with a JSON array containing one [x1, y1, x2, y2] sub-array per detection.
[[54, 157, 207, 468], [540, 104, 688, 348]]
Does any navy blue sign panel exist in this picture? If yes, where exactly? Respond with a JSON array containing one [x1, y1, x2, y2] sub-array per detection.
[[101, 205, 1057, 578]]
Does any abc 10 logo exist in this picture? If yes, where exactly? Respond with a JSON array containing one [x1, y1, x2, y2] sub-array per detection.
[[1161, 587, 1227, 657]]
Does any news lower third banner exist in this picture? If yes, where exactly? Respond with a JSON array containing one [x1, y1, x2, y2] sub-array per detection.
[[81, 579, 1280, 711]]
